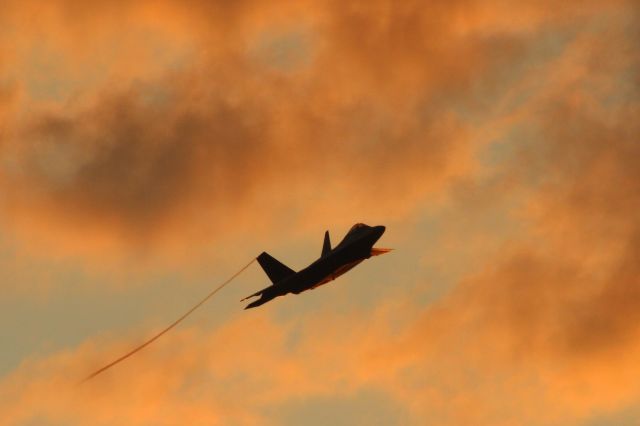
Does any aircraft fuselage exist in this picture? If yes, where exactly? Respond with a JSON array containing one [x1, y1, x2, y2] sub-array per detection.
[[243, 224, 388, 309]]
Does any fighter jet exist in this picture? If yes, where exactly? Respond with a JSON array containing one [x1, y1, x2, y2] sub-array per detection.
[[242, 223, 390, 309]]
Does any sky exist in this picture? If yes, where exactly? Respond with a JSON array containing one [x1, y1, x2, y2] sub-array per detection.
[[0, 0, 638, 424]]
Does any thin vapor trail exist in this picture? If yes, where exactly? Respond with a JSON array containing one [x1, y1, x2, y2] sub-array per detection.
[[79, 258, 257, 384]]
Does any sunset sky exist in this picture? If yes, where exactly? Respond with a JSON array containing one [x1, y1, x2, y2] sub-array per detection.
[[1, 1, 639, 424]]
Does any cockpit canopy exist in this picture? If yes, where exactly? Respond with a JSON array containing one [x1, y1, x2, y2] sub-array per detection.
[[348, 223, 369, 233]]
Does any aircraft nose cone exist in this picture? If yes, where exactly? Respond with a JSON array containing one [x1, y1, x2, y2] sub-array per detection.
[[374, 225, 386, 237]]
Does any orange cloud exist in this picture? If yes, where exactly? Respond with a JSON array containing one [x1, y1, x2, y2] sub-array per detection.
[[1, 0, 639, 424], [2, 0, 596, 264]]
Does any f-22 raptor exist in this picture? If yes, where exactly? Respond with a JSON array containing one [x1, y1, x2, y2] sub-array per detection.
[[242, 223, 390, 309]]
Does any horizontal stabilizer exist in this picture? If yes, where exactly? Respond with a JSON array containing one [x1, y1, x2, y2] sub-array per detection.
[[240, 287, 266, 301], [370, 248, 393, 256], [257, 252, 295, 284]]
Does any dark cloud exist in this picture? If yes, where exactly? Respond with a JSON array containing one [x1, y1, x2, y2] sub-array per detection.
[[15, 88, 267, 235], [0, 0, 557, 258]]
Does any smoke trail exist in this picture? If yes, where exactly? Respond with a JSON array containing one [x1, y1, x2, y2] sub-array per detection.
[[80, 258, 257, 383]]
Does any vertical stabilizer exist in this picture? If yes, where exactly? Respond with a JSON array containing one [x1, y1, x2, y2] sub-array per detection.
[[322, 231, 331, 256]]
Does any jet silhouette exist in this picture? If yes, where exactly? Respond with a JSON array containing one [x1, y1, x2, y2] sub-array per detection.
[[242, 223, 390, 309]]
